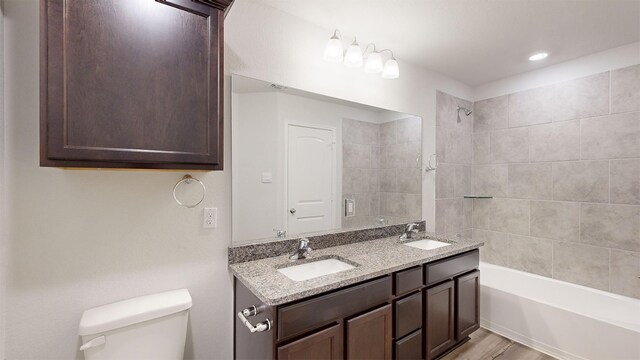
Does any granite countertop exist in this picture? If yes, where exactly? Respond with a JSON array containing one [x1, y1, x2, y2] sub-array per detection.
[[229, 232, 483, 306]]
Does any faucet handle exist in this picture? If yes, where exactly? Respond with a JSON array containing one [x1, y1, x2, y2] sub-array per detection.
[[274, 229, 287, 239]]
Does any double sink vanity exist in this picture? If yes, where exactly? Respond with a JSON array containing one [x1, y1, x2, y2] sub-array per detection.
[[229, 223, 483, 360], [230, 75, 483, 359]]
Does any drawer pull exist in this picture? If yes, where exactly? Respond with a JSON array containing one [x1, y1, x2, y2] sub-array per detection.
[[238, 305, 272, 333]]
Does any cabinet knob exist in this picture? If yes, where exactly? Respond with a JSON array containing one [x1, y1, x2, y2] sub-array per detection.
[[290, 208, 296, 214]]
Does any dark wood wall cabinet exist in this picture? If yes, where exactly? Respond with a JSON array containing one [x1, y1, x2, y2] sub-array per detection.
[[40, 0, 232, 170], [234, 249, 480, 360]]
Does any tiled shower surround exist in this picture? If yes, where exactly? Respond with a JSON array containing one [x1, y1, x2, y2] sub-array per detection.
[[436, 64, 640, 299], [342, 117, 422, 228]]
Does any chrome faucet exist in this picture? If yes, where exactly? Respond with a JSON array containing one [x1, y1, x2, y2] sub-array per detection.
[[400, 223, 420, 240], [289, 238, 312, 260]]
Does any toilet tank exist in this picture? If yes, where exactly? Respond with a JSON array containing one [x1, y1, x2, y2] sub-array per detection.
[[79, 289, 192, 360]]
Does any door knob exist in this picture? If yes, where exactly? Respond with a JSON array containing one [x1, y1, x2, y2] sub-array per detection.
[[290, 208, 296, 214]]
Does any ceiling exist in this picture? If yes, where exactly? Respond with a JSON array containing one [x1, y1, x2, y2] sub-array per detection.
[[255, 0, 640, 86]]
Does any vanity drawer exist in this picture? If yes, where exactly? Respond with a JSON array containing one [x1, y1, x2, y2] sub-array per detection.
[[277, 276, 392, 341], [395, 329, 422, 360], [394, 291, 422, 339], [394, 266, 422, 296], [425, 250, 479, 286]]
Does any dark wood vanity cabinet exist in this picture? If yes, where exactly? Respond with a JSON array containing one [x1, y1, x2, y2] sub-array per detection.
[[277, 324, 343, 360], [40, 0, 231, 170], [234, 249, 480, 360], [424, 250, 480, 360]]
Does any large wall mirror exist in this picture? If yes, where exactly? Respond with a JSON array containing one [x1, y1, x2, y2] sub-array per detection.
[[232, 75, 424, 244]]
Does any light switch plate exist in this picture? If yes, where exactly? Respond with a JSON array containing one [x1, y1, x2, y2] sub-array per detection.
[[203, 207, 217, 228], [345, 199, 355, 217]]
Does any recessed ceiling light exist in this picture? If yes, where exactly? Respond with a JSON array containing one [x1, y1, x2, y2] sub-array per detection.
[[529, 52, 549, 61]]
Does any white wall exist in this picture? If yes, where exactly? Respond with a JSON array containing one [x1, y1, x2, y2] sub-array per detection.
[[474, 42, 640, 100], [2, 0, 472, 359]]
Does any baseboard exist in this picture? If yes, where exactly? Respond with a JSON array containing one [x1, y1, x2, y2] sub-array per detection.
[[480, 319, 587, 360]]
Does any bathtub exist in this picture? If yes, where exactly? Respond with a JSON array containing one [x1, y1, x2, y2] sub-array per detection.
[[479, 262, 640, 360]]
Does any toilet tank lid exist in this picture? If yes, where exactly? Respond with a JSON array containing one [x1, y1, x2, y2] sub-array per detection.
[[78, 289, 192, 336]]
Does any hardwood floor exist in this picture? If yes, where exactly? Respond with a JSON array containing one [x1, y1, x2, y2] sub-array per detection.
[[442, 328, 556, 360]]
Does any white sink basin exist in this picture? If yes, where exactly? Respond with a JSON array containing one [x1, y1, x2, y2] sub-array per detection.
[[278, 258, 355, 282], [403, 239, 451, 250]]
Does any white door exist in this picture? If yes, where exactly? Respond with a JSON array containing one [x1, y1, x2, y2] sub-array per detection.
[[287, 124, 335, 235]]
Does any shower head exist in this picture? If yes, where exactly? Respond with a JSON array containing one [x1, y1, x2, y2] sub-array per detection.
[[456, 106, 472, 123], [457, 106, 472, 116]]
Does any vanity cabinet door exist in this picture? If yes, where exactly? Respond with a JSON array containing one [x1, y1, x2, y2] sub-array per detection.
[[425, 280, 455, 360], [277, 324, 343, 360], [346, 304, 392, 360], [40, 0, 230, 170], [455, 270, 480, 340]]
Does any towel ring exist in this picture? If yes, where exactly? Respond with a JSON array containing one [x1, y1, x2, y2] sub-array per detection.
[[173, 175, 206, 208]]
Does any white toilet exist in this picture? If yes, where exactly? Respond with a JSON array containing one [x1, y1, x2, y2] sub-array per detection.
[[78, 289, 192, 360]]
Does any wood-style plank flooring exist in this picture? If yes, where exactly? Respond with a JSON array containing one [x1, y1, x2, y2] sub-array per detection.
[[442, 328, 556, 360]]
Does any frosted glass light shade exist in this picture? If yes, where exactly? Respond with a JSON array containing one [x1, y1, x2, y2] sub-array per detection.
[[344, 43, 363, 68], [323, 37, 344, 63], [364, 52, 383, 73], [382, 58, 399, 79]]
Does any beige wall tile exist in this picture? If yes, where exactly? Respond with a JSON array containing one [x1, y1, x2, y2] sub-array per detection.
[[405, 193, 422, 221], [437, 126, 471, 164], [381, 192, 406, 218], [370, 146, 380, 169], [473, 132, 490, 165], [581, 112, 640, 160], [610, 250, 640, 298], [473, 229, 509, 266], [343, 143, 370, 168], [343, 119, 379, 145], [474, 95, 508, 133], [553, 72, 609, 122], [463, 198, 473, 230], [380, 144, 399, 169], [380, 168, 397, 192], [530, 201, 580, 242], [436, 198, 464, 234], [508, 163, 552, 200], [435, 163, 454, 199], [508, 235, 553, 277], [397, 168, 422, 194], [398, 141, 423, 168], [397, 116, 422, 143], [472, 199, 491, 230], [529, 120, 580, 162], [580, 203, 640, 252], [508, 86, 554, 128], [380, 121, 396, 145], [553, 242, 610, 291], [490, 198, 530, 235], [473, 165, 508, 197], [454, 165, 472, 197], [490, 127, 529, 164], [610, 159, 640, 205], [552, 161, 609, 202], [611, 64, 640, 114]]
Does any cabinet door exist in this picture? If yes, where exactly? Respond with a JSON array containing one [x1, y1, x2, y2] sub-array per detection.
[[455, 270, 480, 340], [41, 0, 228, 169], [425, 280, 455, 360], [346, 304, 392, 360], [277, 324, 343, 360]]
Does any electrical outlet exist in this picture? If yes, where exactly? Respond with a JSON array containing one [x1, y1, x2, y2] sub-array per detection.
[[203, 207, 217, 228]]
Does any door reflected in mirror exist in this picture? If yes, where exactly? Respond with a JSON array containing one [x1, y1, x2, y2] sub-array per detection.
[[231, 74, 423, 244]]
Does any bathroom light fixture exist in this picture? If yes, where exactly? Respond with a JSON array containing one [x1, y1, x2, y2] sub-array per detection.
[[529, 52, 549, 61], [323, 29, 344, 63], [380, 50, 399, 79], [343, 38, 363, 68], [322, 29, 399, 79], [364, 44, 383, 73]]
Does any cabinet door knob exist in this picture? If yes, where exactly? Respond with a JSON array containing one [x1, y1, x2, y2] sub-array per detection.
[[290, 208, 296, 214]]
